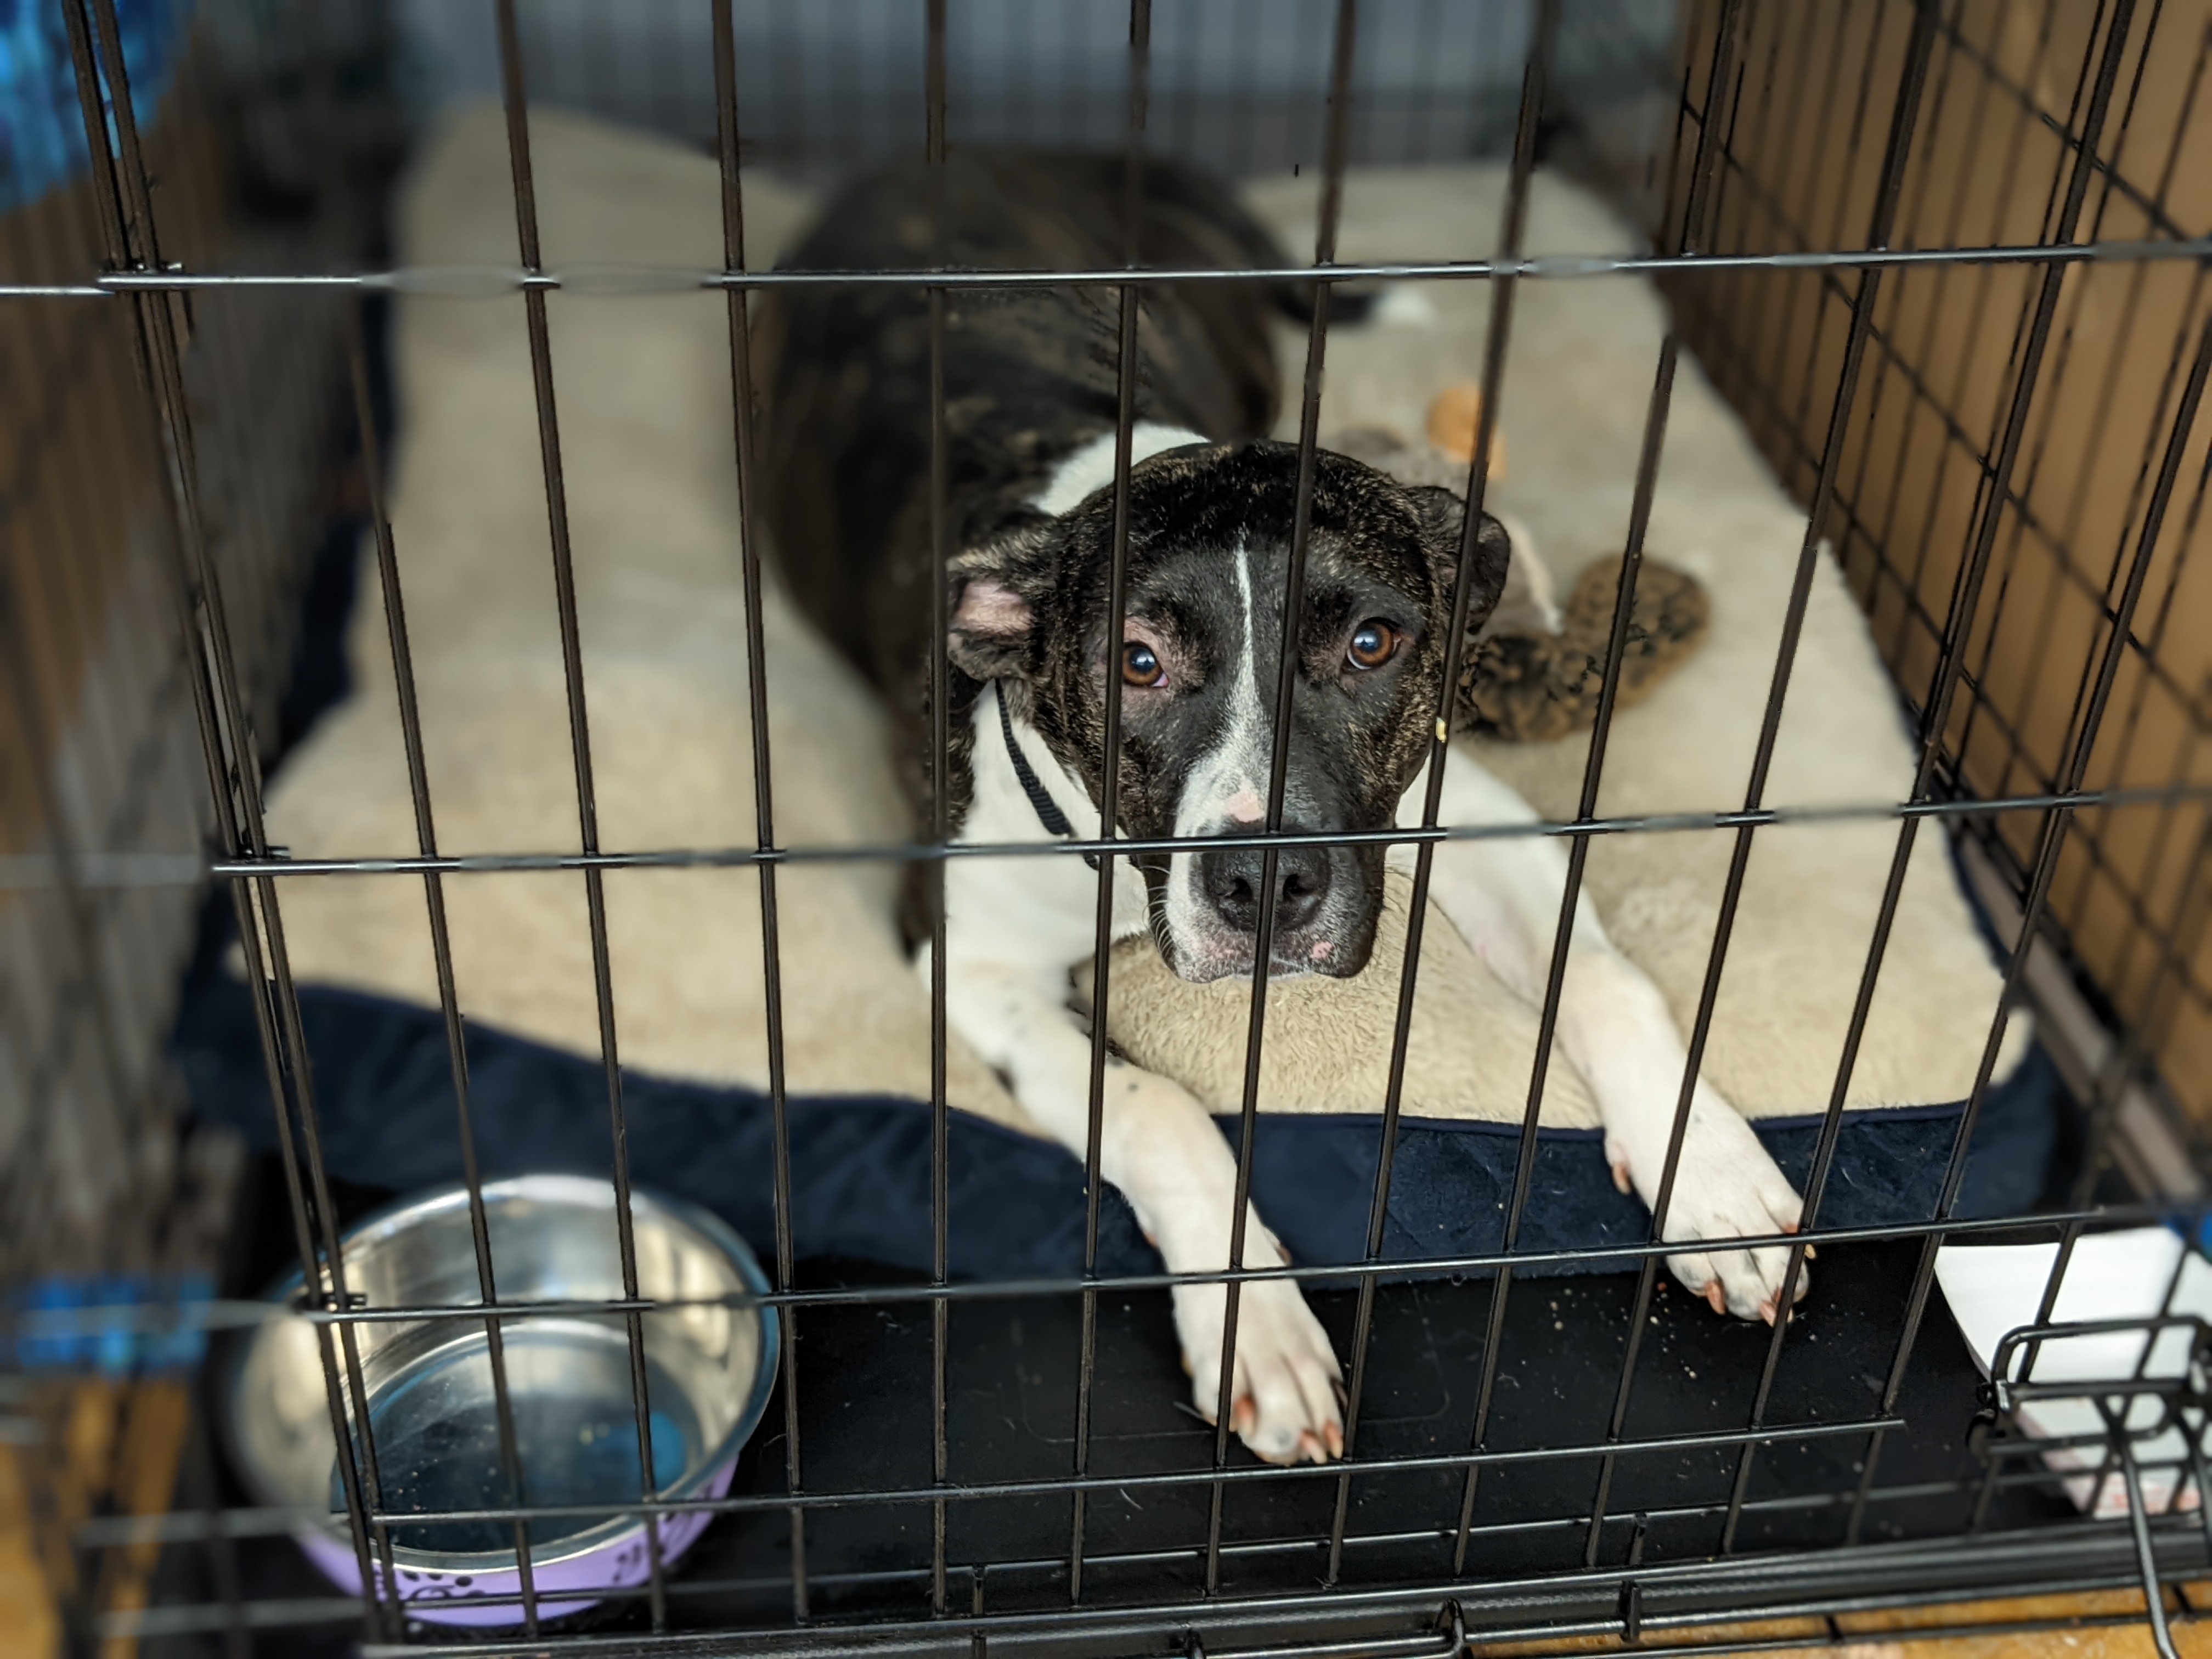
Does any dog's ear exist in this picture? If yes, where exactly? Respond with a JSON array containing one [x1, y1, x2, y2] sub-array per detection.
[[948, 518, 1058, 681], [1404, 486, 1513, 638]]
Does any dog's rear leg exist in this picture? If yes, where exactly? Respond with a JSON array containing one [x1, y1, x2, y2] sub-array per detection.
[[1402, 754, 1809, 1323], [932, 947, 1345, 1463]]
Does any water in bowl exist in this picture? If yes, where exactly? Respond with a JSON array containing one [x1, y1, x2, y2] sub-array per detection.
[[331, 1322, 698, 1554]]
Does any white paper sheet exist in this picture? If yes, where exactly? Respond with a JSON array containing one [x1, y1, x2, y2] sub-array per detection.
[[1936, 1228, 2211, 1516]]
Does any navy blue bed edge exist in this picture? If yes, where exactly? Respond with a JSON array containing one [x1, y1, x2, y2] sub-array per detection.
[[175, 975, 2057, 1283]]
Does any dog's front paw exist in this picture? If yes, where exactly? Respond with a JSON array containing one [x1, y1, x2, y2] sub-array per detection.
[[1172, 1256, 1344, 1466], [1611, 1101, 1809, 1325]]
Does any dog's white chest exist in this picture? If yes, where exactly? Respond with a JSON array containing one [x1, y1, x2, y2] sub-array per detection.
[[949, 684, 1151, 970]]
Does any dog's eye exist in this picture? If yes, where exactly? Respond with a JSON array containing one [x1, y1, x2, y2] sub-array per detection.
[[1121, 641, 1166, 688], [1346, 619, 1400, 670]]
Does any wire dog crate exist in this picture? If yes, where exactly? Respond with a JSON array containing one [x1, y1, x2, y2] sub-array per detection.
[[8, 1, 2212, 1655]]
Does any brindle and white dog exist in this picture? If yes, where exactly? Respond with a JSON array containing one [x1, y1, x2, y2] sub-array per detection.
[[759, 152, 1807, 1467]]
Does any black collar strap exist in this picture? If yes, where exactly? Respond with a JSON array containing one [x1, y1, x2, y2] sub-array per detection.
[[996, 684, 1100, 870]]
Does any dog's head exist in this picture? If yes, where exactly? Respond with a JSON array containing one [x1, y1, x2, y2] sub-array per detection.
[[947, 440, 1511, 982]]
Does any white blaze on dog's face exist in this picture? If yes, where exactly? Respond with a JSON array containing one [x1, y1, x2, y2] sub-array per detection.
[[1154, 534, 1358, 982], [946, 441, 1513, 985]]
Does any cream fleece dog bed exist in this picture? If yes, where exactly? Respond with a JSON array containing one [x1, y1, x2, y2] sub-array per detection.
[[254, 106, 2023, 1142]]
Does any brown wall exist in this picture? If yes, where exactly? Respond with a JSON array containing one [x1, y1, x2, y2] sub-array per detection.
[[1658, 0, 2212, 1127], [0, 34, 364, 1284]]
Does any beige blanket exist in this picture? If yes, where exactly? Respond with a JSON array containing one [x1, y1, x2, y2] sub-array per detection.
[[257, 106, 2023, 1136]]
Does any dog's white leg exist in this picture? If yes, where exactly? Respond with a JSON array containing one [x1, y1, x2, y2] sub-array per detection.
[[1398, 755, 1808, 1321], [928, 933, 1345, 1463]]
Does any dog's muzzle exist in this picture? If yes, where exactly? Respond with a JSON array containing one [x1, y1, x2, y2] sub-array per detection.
[[1180, 834, 1375, 981]]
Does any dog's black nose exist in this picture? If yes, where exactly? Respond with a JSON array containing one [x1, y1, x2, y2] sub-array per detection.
[[1200, 842, 1331, 939]]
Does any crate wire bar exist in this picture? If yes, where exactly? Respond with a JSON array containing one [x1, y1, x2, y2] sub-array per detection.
[[12, 0, 2212, 1655]]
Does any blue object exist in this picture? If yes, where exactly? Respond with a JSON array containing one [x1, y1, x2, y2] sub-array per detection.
[[2166, 1212, 2212, 1253], [174, 973, 2057, 1284], [0, 0, 191, 216], [9, 1271, 213, 1374]]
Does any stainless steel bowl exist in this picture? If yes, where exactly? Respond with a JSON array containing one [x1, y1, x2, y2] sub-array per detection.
[[224, 1175, 776, 1628]]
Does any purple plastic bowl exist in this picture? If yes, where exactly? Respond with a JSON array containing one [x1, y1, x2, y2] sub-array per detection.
[[291, 1457, 738, 1627]]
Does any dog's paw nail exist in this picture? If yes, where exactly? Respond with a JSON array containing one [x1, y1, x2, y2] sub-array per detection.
[[1802, 1243, 1817, 1261], [1297, 1430, 1325, 1464], [1703, 1280, 1726, 1316], [1611, 1160, 1632, 1195], [1324, 1421, 1345, 1459], [1232, 1397, 1256, 1437], [1759, 1299, 1778, 1326]]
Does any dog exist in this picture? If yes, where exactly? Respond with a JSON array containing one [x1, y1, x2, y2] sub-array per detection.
[[759, 151, 1808, 1467]]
